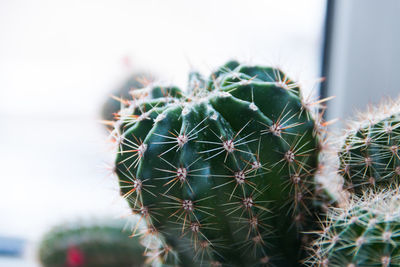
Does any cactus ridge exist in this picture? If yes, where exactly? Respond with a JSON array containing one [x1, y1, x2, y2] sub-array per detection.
[[111, 61, 326, 266], [338, 99, 400, 195], [308, 189, 400, 267]]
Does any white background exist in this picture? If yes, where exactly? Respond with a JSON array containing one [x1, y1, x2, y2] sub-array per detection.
[[0, 0, 326, 265]]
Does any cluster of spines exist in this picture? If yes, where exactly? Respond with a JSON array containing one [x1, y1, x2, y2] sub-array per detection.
[[307, 189, 400, 267], [109, 62, 330, 266]]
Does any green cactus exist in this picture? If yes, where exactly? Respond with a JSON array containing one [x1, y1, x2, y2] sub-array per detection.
[[38, 219, 146, 267], [112, 61, 325, 266], [338, 101, 400, 196], [308, 189, 400, 267]]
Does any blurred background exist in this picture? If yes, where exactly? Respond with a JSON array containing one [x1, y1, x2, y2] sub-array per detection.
[[0, 0, 398, 266]]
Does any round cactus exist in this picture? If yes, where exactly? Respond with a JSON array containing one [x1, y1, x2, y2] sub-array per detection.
[[339, 100, 400, 196], [112, 61, 325, 266], [309, 189, 400, 267], [38, 219, 146, 267]]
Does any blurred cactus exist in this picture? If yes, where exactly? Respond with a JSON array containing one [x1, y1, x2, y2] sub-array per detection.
[[308, 189, 400, 267], [110, 61, 328, 266], [38, 219, 146, 267], [338, 100, 400, 195], [102, 73, 154, 129]]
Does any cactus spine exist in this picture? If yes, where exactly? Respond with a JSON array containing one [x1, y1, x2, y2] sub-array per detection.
[[339, 100, 400, 195], [112, 61, 325, 266], [38, 219, 146, 267]]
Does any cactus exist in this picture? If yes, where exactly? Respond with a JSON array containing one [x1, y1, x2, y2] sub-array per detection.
[[111, 61, 325, 266], [308, 189, 400, 267], [338, 100, 400, 196], [38, 219, 146, 267]]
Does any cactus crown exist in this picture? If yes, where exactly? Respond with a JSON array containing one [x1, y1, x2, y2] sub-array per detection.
[[111, 61, 325, 266], [339, 99, 400, 195], [309, 189, 400, 267]]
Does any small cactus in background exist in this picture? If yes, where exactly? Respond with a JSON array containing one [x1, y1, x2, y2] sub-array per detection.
[[38, 219, 146, 267], [338, 100, 400, 195], [111, 61, 328, 266], [308, 188, 400, 267]]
